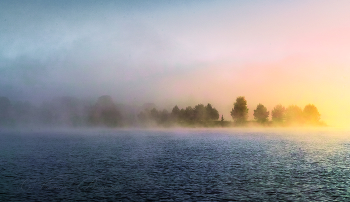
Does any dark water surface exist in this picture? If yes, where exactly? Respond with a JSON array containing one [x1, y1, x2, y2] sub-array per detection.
[[1, 128, 350, 201]]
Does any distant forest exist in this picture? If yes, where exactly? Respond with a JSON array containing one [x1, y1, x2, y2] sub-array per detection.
[[0, 95, 325, 128]]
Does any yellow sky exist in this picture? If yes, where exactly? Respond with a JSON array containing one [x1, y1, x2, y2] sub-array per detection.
[[155, 56, 350, 127]]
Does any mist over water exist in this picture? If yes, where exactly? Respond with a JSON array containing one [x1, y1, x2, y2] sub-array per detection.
[[1, 128, 350, 201]]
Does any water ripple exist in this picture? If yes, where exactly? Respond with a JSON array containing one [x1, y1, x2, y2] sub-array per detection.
[[1, 129, 350, 201]]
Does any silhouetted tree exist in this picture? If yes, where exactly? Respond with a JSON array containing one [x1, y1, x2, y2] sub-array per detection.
[[253, 103, 269, 123], [88, 95, 121, 127], [150, 108, 159, 121], [221, 115, 224, 122], [206, 103, 219, 120], [194, 104, 206, 122], [169, 103, 220, 125], [184, 106, 195, 122], [159, 109, 170, 124], [171, 105, 180, 122], [303, 104, 320, 124], [230, 96, 248, 124], [285, 105, 303, 124], [171, 105, 180, 115], [178, 108, 186, 123], [272, 104, 285, 123]]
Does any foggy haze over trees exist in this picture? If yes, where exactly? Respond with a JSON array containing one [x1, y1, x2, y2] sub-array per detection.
[[0, 95, 325, 128], [88, 95, 121, 127], [303, 104, 321, 124], [285, 105, 304, 125], [138, 103, 220, 127], [253, 104, 269, 124], [0, 0, 348, 130], [230, 96, 249, 125], [272, 104, 286, 123], [270, 104, 324, 126]]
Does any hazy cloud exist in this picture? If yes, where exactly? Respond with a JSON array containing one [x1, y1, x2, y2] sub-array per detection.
[[1, 0, 350, 126]]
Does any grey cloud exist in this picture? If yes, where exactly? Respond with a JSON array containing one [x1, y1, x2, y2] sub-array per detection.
[[0, 1, 193, 103]]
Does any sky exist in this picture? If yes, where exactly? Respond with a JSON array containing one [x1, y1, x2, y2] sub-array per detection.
[[1, 0, 350, 127]]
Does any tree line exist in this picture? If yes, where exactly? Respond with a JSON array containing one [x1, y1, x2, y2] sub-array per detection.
[[231, 96, 324, 126], [0, 95, 325, 127], [137, 103, 220, 127], [137, 96, 324, 127]]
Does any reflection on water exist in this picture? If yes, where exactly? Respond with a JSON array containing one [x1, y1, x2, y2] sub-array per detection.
[[1, 129, 350, 201]]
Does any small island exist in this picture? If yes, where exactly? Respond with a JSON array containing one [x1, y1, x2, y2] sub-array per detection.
[[0, 95, 325, 128], [137, 96, 325, 128]]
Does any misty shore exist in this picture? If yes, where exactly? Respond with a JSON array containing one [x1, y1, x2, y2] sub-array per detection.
[[0, 95, 326, 129]]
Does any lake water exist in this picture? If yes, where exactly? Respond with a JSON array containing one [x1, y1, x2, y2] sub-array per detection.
[[1, 128, 350, 201]]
